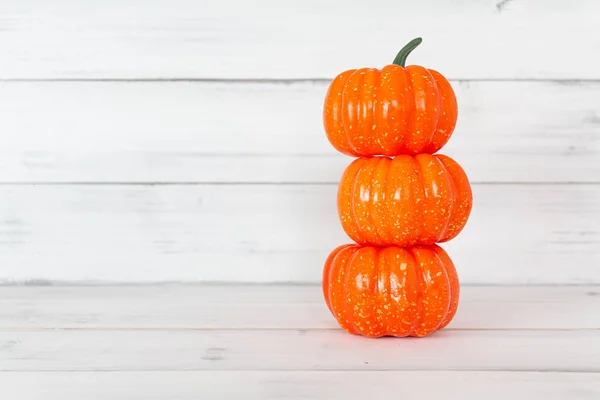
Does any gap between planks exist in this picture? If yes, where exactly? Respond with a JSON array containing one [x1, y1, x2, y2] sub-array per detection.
[[2, 78, 600, 83], [2, 182, 600, 185]]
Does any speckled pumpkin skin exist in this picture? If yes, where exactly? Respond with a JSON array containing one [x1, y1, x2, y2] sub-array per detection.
[[337, 153, 472, 247], [323, 65, 457, 157], [322, 244, 459, 338]]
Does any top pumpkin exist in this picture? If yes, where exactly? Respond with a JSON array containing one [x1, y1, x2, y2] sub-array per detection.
[[323, 38, 457, 156]]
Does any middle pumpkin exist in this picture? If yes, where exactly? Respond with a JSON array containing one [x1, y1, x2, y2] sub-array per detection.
[[338, 154, 473, 247]]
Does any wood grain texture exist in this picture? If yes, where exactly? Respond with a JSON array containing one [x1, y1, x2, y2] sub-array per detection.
[[0, 0, 598, 79], [1, 286, 599, 330], [2, 371, 600, 400], [1, 1, 599, 288], [0, 184, 598, 284], [2, 285, 599, 397], [1, 81, 599, 184], [1, 329, 599, 371]]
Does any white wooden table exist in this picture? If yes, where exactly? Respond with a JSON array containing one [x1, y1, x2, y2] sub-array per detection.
[[1, 284, 599, 399], [1, 2, 599, 398]]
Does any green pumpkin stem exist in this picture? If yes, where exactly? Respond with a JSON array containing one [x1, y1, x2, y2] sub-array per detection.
[[392, 37, 423, 67]]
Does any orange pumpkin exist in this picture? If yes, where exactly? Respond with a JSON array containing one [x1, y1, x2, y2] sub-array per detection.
[[323, 38, 457, 156], [323, 243, 459, 337], [338, 153, 472, 247]]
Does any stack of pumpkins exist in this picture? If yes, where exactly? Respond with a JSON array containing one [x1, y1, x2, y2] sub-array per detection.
[[321, 38, 473, 338]]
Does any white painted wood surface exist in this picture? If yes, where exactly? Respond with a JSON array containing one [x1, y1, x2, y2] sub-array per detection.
[[4, 329, 600, 371], [1, 3, 598, 396], [1, 81, 599, 184], [3, 371, 600, 400], [0, 0, 598, 284], [0, 0, 599, 80], [1, 285, 599, 330], [1, 184, 599, 284], [1, 285, 599, 399]]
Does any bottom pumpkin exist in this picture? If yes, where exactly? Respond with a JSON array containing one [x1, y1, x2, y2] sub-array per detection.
[[322, 244, 459, 338]]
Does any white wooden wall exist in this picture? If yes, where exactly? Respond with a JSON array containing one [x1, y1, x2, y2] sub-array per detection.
[[1, 0, 599, 284]]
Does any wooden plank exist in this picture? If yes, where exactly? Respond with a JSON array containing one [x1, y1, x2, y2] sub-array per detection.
[[0, 285, 599, 330], [1, 329, 599, 372], [1, 184, 599, 284], [0, 1, 598, 79], [2, 371, 599, 399], [1, 81, 599, 184]]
